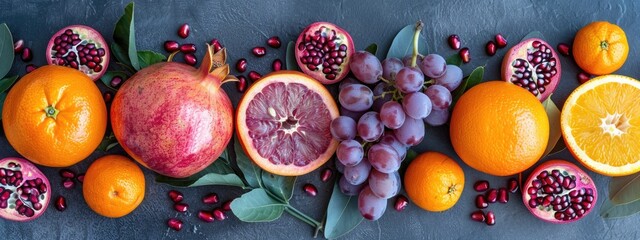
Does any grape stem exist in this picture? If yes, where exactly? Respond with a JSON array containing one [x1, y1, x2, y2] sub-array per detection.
[[410, 20, 424, 68]]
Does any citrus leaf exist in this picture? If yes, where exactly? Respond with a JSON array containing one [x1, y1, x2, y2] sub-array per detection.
[[451, 66, 484, 108], [324, 181, 363, 239], [137, 50, 166, 69], [285, 41, 300, 71], [113, 2, 139, 70], [0, 24, 14, 80], [231, 188, 286, 222], [234, 136, 262, 188], [445, 53, 462, 66], [155, 149, 245, 188], [100, 71, 128, 91], [0, 75, 18, 93], [521, 31, 545, 41], [541, 97, 562, 157], [97, 132, 119, 151], [386, 23, 428, 60], [0, 92, 6, 120], [261, 171, 296, 203], [600, 196, 640, 219], [608, 172, 640, 205], [364, 43, 378, 55]]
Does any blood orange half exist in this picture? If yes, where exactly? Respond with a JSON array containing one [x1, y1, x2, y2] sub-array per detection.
[[236, 71, 340, 176]]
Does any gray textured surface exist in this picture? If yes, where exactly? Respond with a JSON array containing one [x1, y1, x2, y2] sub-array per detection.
[[1, 0, 640, 239]]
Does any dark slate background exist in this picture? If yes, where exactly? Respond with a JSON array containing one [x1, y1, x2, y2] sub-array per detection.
[[1, 0, 639, 239]]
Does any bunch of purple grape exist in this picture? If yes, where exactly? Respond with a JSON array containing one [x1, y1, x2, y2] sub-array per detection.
[[330, 51, 463, 221]]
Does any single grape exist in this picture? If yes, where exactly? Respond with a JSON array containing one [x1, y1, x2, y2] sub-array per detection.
[[372, 82, 393, 112], [368, 144, 401, 173], [435, 65, 463, 91], [395, 67, 424, 93], [358, 186, 388, 221], [339, 84, 374, 112], [419, 54, 447, 78], [330, 116, 357, 141], [379, 131, 408, 160], [335, 159, 346, 173], [424, 108, 449, 126], [368, 170, 401, 199], [381, 57, 404, 80], [339, 175, 366, 196], [344, 159, 371, 185], [393, 117, 425, 146], [350, 51, 383, 84], [425, 85, 452, 110], [338, 77, 360, 92], [402, 55, 423, 69], [379, 101, 406, 129], [336, 140, 364, 166], [340, 106, 366, 122], [402, 92, 432, 119], [357, 112, 384, 142]]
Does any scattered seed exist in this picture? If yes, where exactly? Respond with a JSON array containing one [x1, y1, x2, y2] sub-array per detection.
[[21, 47, 32, 62], [167, 218, 183, 231], [164, 41, 179, 52], [252, 47, 266, 57], [236, 58, 247, 73], [237, 75, 247, 92], [202, 193, 219, 204], [248, 71, 261, 81], [213, 208, 227, 221], [178, 24, 190, 38], [168, 190, 183, 203], [474, 180, 489, 192], [470, 210, 485, 222], [173, 203, 188, 212], [320, 168, 333, 182], [62, 178, 74, 189], [459, 47, 470, 63], [55, 195, 67, 212], [577, 72, 591, 84], [486, 211, 496, 225], [221, 200, 232, 211], [267, 36, 282, 48], [272, 59, 282, 71], [507, 178, 518, 193], [180, 43, 196, 54], [184, 53, 197, 66], [303, 183, 318, 197], [25, 64, 37, 73], [485, 41, 497, 56], [394, 195, 408, 211], [495, 34, 508, 48], [14, 39, 24, 53], [198, 210, 214, 222], [447, 35, 461, 50], [59, 169, 75, 179], [557, 43, 570, 56]]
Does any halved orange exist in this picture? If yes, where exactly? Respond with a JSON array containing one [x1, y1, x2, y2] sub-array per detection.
[[561, 75, 640, 176], [236, 71, 339, 176]]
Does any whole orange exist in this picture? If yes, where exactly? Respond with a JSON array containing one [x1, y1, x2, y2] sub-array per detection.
[[2, 65, 107, 167], [83, 155, 145, 218], [450, 81, 549, 176], [573, 21, 628, 75], [404, 151, 465, 212]]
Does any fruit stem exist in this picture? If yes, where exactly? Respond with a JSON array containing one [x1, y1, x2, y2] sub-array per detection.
[[44, 106, 60, 119], [167, 51, 180, 62], [285, 205, 322, 231], [410, 20, 424, 68], [378, 76, 391, 84]]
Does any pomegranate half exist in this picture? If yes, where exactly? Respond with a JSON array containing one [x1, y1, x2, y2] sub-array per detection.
[[0, 157, 51, 222], [295, 22, 355, 84], [502, 38, 560, 101], [46, 25, 110, 81], [111, 45, 234, 178]]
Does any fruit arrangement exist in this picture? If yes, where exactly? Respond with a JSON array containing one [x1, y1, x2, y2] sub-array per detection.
[[1, 1, 640, 239]]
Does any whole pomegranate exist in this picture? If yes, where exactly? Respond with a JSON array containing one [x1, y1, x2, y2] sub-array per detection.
[[111, 45, 234, 178], [0, 157, 51, 221]]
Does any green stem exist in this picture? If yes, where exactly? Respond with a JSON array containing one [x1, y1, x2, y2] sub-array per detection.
[[410, 21, 424, 68], [285, 205, 322, 229]]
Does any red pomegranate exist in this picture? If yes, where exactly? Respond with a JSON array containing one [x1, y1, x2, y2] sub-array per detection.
[[111, 45, 234, 178]]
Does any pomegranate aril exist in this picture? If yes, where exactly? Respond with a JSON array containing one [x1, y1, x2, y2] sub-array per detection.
[[303, 183, 318, 197], [21, 47, 32, 62], [163, 41, 179, 52], [485, 189, 498, 203], [267, 36, 281, 48], [14, 39, 24, 53], [557, 43, 570, 56], [459, 47, 470, 63], [62, 178, 74, 189], [447, 35, 461, 50], [198, 210, 214, 222], [167, 218, 183, 231], [471, 210, 485, 222], [476, 194, 488, 209], [76, 173, 85, 183], [494, 34, 508, 48], [485, 41, 497, 56], [184, 54, 197, 66], [210, 39, 223, 52], [272, 59, 282, 71], [221, 200, 232, 211], [485, 211, 496, 226], [236, 58, 247, 73], [103, 92, 113, 103], [473, 180, 489, 192], [213, 208, 226, 221], [173, 203, 188, 212], [507, 178, 518, 193], [55, 196, 66, 211], [202, 193, 219, 204], [248, 71, 261, 81], [237, 76, 247, 93], [177, 23, 190, 38], [498, 188, 509, 203], [252, 47, 266, 57], [26, 64, 37, 73], [180, 44, 196, 54], [168, 190, 184, 203], [528, 198, 538, 208], [110, 76, 123, 88], [59, 169, 75, 179], [577, 72, 591, 84], [394, 195, 408, 211], [320, 168, 332, 182]]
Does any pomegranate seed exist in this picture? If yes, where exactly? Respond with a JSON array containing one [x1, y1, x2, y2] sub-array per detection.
[[394, 195, 409, 211], [164, 41, 179, 52], [486, 189, 498, 203], [303, 183, 317, 197], [177, 23, 190, 38], [248, 71, 261, 81], [173, 203, 188, 212], [14, 39, 24, 53], [557, 43, 571, 56], [167, 218, 183, 231], [252, 47, 266, 57], [202, 193, 219, 204], [76, 173, 85, 183], [21, 47, 32, 62], [168, 190, 183, 203], [25, 64, 37, 73], [213, 208, 226, 221], [470, 210, 485, 222], [198, 210, 214, 222], [459, 48, 470, 63], [210, 39, 223, 52], [485, 211, 496, 225], [267, 36, 282, 48], [59, 169, 75, 179], [485, 41, 497, 56], [237, 76, 247, 92], [507, 178, 518, 193], [236, 58, 247, 73], [447, 35, 461, 50], [494, 34, 508, 48], [221, 200, 232, 211], [320, 168, 333, 182], [474, 180, 489, 192], [272, 59, 282, 71], [498, 188, 509, 203], [578, 72, 591, 84], [475, 194, 488, 209], [180, 43, 196, 54], [110, 76, 123, 88], [184, 53, 197, 66], [55, 196, 67, 211], [103, 92, 113, 103], [62, 178, 74, 189]]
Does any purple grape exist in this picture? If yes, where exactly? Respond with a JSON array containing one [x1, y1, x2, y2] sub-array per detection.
[[357, 112, 384, 142], [402, 92, 432, 119], [340, 106, 366, 122], [330, 116, 357, 141], [367, 144, 401, 173], [381, 57, 404, 80], [393, 117, 425, 146], [425, 85, 452, 110], [336, 140, 364, 166], [358, 186, 387, 221], [379, 131, 408, 160], [372, 82, 393, 112], [424, 108, 449, 126], [436, 65, 463, 91], [420, 54, 447, 78], [339, 176, 366, 196], [339, 84, 373, 112], [395, 67, 424, 93], [368, 170, 401, 199], [335, 159, 346, 173], [379, 101, 406, 129], [344, 159, 371, 185], [338, 77, 359, 91], [350, 51, 382, 84]]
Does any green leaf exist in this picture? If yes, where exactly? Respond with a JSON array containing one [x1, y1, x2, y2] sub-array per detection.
[[97, 132, 119, 151], [521, 31, 545, 41], [100, 71, 128, 91], [0, 75, 18, 93], [155, 150, 245, 188], [137, 50, 166, 69], [386, 23, 428, 60], [445, 53, 462, 66], [234, 137, 262, 188], [0, 23, 14, 79], [608, 172, 640, 205], [231, 188, 286, 222], [601, 196, 640, 219], [541, 97, 562, 157], [285, 41, 300, 71], [0, 92, 6, 120], [113, 2, 140, 70], [451, 66, 485, 107], [324, 181, 363, 239], [261, 171, 296, 202], [110, 43, 129, 67], [364, 43, 378, 55]]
